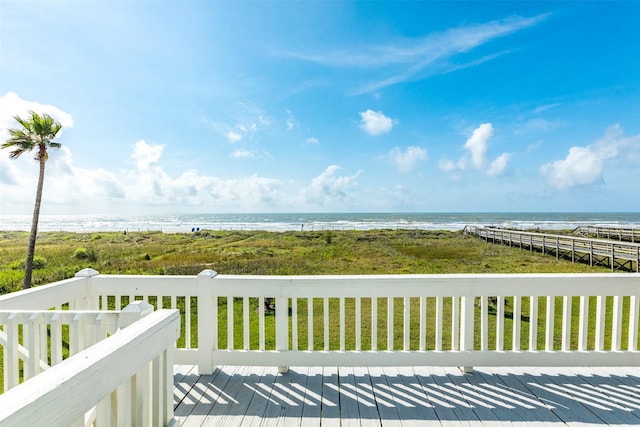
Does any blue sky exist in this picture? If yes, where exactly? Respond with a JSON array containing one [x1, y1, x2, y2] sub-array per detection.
[[1, 1, 639, 215]]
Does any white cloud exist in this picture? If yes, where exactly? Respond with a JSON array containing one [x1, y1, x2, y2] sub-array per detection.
[[464, 123, 493, 169], [487, 153, 511, 176], [438, 159, 457, 173], [131, 140, 163, 169], [0, 134, 287, 213], [540, 124, 640, 189], [285, 109, 295, 131], [282, 14, 548, 94], [0, 92, 74, 139], [301, 165, 361, 205], [389, 146, 428, 173], [0, 92, 74, 129], [359, 110, 394, 136], [230, 148, 256, 159], [440, 123, 511, 176], [226, 131, 242, 142], [306, 137, 319, 144]]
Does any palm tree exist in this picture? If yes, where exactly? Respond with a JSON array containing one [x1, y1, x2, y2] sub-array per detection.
[[2, 111, 62, 289]]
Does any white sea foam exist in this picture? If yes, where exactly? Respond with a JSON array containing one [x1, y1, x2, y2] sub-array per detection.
[[1, 212, 639, 233]]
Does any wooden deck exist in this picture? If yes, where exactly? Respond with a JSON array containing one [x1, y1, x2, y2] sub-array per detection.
[[173, 365, 640, 426]]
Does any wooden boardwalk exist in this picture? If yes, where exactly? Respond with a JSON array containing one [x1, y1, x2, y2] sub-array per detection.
[[173, 365, 640, 426], [465, 226, 640, 272], [573, 226, 640, 243]]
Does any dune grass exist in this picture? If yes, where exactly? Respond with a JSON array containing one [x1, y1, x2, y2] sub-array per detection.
[[0, 229, 607, 294]]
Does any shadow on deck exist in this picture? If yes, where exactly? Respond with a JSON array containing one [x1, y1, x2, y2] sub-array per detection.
[[174, 365, 640, 426]]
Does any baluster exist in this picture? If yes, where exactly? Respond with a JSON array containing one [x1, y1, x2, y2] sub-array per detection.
[[339, 297, 345, 351], [355, 297, 362, 351], [595, 296, 606, 351], [372, 297, 378, 351], [496, 297, 504, 351], [545, 296, 555, 351], [452, 297, 459, 351], [244, 297, 250, 350], [388, 297, 394, 351], [404, 297, 410, 351], [478, 296, 487, 351], [435, 297, 443, 351], [259, 297, 265, 351], [529, 296, 538, 351], [26, 313, 41, 379], [420, 297, 427, 351], [513, 296, 521, 351], [308, 297, 313, 351], [292, 298, 298, 351], [578, 296, 589, 351], [561, 296, 572, 351], [324, 298, 329, 351], [185, 296, 192, 349], [612, 296, 623, 350], [227, 296, 234, 350], [5, 314, 19, 390], [629, 295, 639, 351]]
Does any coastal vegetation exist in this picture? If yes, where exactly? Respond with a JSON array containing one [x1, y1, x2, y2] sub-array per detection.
[[0, 229, 607, 294]]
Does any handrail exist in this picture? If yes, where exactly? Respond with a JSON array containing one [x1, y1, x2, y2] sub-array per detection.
[[0, 308, 180, 427], [0, 268, 98, 310]]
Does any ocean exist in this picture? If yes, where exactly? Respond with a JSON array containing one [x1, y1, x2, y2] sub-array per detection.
[[1, 212, 639, 233]]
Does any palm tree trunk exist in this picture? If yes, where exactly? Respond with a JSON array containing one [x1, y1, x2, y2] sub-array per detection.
[[23, 158, 46, 289]]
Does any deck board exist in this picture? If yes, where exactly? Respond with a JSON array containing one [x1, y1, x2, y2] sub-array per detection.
[[174, 365, 640, 426]]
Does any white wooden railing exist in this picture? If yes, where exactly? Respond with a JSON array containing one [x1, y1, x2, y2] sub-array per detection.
[[3, 269, 638, 378], [0, 309, 120, 392], [0, 299, 180, 426]]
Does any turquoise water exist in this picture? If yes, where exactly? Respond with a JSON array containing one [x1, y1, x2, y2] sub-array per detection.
[[1, 212, 639, 233]]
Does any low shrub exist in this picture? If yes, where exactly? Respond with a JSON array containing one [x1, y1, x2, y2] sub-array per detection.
[[32, 255, 47, 269], [72, 247, 98, 261]]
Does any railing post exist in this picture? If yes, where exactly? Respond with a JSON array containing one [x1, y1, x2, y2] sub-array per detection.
[[75, 268, 100, 310], [118, 301, 154, 329], [276, 297, 289, 374], [197, 269, 218, 375], [459, 296, 474, 373]]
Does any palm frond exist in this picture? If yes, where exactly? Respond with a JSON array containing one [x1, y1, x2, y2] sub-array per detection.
[[2, 110, 63, 160]]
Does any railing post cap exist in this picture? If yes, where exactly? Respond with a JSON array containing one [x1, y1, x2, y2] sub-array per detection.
[[119, 301, 154, 329], [198, 269, 218, 278], [75, 268, 100, 277]]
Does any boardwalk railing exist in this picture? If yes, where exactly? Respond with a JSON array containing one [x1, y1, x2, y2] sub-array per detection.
[[465, 225, 640, 272], [0, 293, 181, 426], [3, 269, 638, 378], [573, 225, 640, 243]]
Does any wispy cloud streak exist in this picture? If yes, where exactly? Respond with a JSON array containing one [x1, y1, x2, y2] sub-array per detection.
[[279, 14, 549, 94]]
